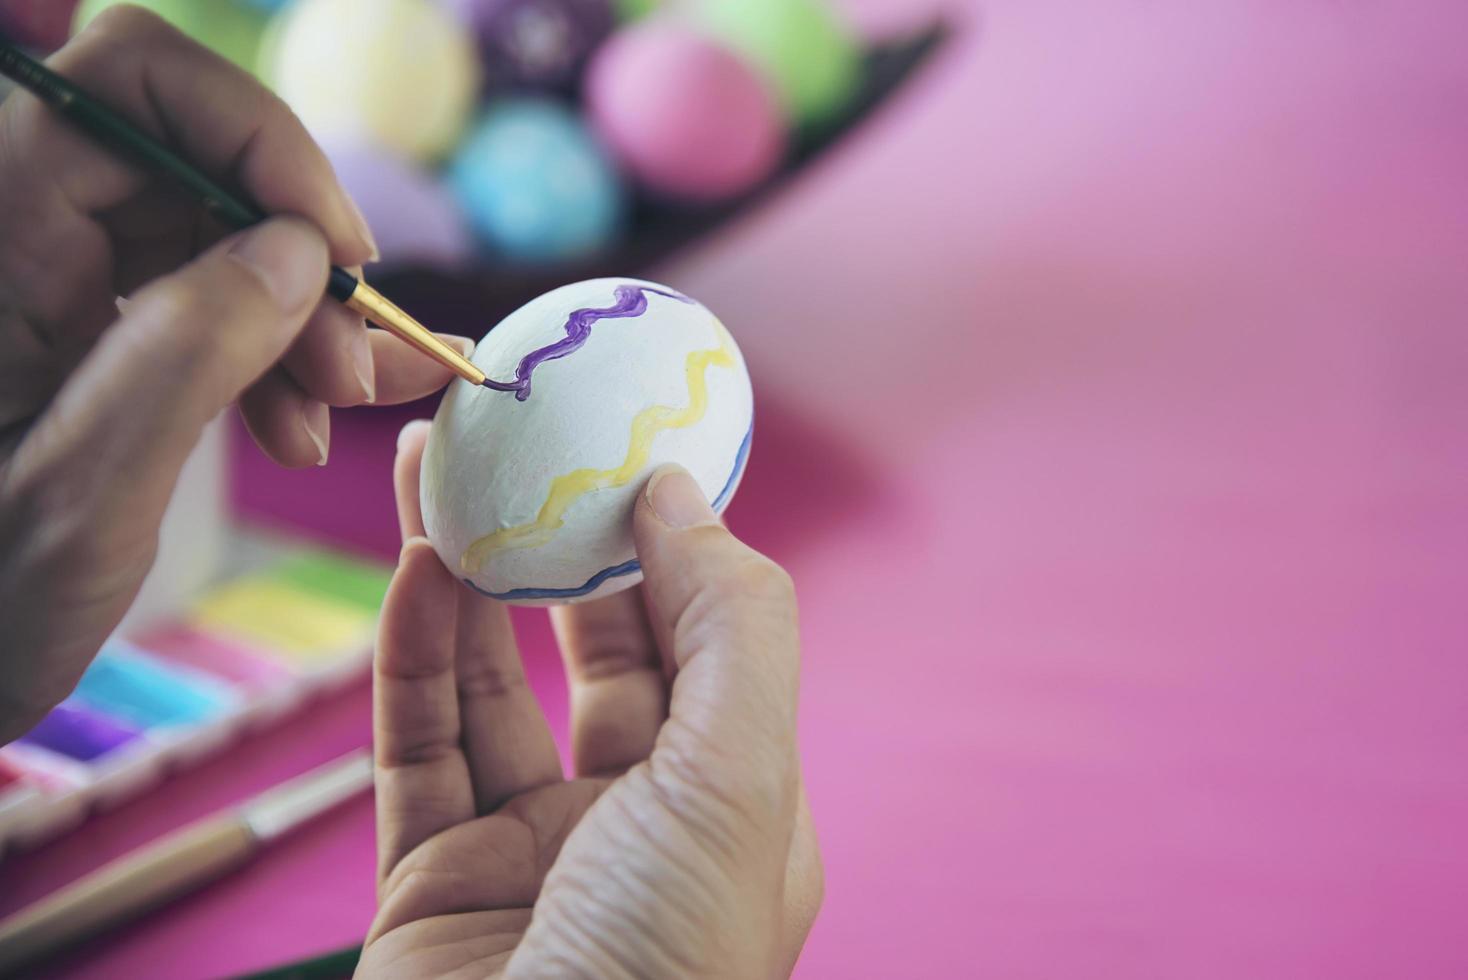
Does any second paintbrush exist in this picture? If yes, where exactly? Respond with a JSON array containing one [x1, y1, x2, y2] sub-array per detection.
[[0, 39, 487, 388]]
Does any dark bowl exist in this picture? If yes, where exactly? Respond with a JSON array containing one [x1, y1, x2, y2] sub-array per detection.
[[372, 21, 954, 333]]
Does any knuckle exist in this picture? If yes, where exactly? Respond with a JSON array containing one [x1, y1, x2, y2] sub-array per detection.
[[134, 276, 210, 330], [131, 268, 263, 380], [706, 550, 796, 607], [83, 4, 173, 45], [570, 616, 657, 681], [678, 553, 797, 639], [720, 552, 797, 606], [740, 555, 797, 605], [286, 354, 368, 410], [228, 82, 287, 145], [375, 729, 456, 770], [126, 279, 218, 374], [260, 87, 303, 132], [456, 663, 527, 700]]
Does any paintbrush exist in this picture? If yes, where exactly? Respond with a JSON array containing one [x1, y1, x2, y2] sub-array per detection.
[[0, 40, 487, 388], [0, 751, 374, 975]]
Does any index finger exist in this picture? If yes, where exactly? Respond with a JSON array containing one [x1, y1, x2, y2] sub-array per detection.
[[12, 7, 374, 266]]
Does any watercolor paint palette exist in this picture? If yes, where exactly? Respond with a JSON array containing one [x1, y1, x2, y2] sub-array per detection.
[[0, 542, 390, 854]]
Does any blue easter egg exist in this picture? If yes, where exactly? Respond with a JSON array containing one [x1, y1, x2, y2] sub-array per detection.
[[242, 0, 294, 11], [449, 99, 624, 263]]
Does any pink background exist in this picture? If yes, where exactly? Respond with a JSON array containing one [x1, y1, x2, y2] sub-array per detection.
[[6, 0, 1468, 976]]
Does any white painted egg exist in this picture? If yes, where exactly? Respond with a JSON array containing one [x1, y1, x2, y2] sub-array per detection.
[[421, 278, 754, 605]]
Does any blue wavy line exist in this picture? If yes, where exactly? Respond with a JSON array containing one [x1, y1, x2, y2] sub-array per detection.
[[712, 418, 754, 511], [463, 418, 754, 603]]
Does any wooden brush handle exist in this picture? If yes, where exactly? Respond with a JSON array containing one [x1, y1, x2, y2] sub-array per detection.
[[0, 816, 256, 974]]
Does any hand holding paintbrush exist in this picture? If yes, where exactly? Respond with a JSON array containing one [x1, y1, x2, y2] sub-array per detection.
[[0, 12, 476, 746], [0, 28, 484, 389]]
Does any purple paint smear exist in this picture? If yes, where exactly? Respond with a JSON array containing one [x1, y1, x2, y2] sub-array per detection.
[[481, 284, 693, 401], [21, 701, 141, 761]]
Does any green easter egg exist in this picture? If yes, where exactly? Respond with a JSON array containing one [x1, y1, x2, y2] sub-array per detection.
[[73, 0, 269, 73], [616, 0, 659, 22], [694, 0, 861, 124]]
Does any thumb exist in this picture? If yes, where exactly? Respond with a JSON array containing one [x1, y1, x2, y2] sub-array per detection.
[[633, 465, 801, 831], [12, 217, 327, 525]]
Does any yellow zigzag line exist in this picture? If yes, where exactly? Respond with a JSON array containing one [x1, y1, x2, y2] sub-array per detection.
[[462, 322, 737, 574]]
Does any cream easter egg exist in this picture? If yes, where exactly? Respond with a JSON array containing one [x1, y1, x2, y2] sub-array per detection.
[[422, 279, 754, 605], [264, 0, 479, 161]]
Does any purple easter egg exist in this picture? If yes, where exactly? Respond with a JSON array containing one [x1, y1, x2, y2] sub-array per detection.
[[441, 0, 614, 90], [2, 0, 79, 50], [322, 138, 475, 267]]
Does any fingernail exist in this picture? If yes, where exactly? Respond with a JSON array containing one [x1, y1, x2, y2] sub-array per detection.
[[646, 466, 717, 529], [303, 399, 330, 466], [441, 334, 476, 357], [397, 418, 431, 453], [351, 329, 376, 404], [229, 219, 326, 311], [343, 191, 380, 263]]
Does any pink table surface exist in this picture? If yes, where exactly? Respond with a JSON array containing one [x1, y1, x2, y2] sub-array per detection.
[[6, 1, 1468, 977]]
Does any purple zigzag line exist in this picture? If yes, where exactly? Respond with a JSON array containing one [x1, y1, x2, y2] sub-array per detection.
[[481, 284, 694, 401]]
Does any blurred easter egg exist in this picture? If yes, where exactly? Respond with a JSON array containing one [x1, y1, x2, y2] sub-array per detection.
[[448, 99, 624, 263], [2, 0, 80, 50], [241, 0, 293, 10], [614, 0, 656, 22], [73, 0, 268, 70], [422, 278, 753, 605], [320, 139, 474, 267], [440, 0, 613, 90], [265, 0, 479, 161], [694, 0, 860, 125], [586, 20, 784, 202]]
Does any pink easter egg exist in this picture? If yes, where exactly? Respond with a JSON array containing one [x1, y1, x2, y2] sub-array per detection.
[[1, 0, 79, 50], [585, 19, 785, 202]]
